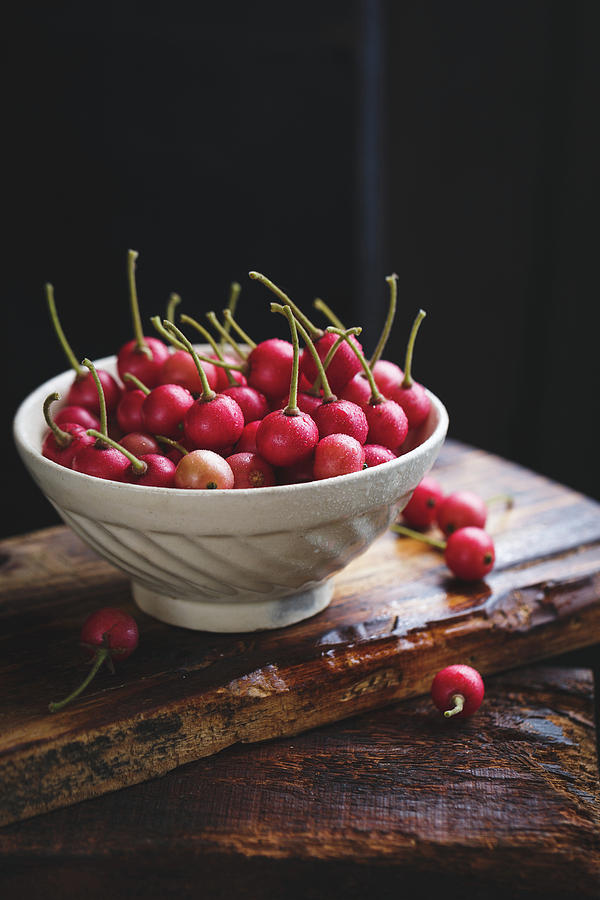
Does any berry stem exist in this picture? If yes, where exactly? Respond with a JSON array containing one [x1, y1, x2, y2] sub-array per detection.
[[123, 373, 151, 395], [249, 271, 321, 340], [206, 311, 248, 361], [222, 309, 257, 349], [155, 435, 189, 456], [222, 281, 242, 343], [45, 283, 84, 377], [180, 314, 246, 384], [150, 315, 188, 351], [162, 321, 216, 402], [326, 326, 384, 404], [444, 693, 465, 718], [48, 647, 110, 713], [126, 250, 152, 358], [279, 305, 301, 416], [166, 292, 182, 324], [401, 308, 426, 389], [486, 493, 515, 510], [86, 429, 147, 474], [43, 392, 72, 447], [82, 359, 108, 441], [390, 523, 446, 550], [313, 297, 346, 330], [271, 302, 335, 402], [369, 273, 398, 368]]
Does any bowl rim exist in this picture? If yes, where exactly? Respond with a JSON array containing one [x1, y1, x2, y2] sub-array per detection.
[[13, 354, 449, 502]]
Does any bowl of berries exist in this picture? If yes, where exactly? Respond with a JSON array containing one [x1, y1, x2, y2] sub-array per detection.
[[13, 261, 448, 632]]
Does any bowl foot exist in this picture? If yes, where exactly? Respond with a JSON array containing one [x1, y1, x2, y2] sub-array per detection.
[[131, 580, 334, 632]]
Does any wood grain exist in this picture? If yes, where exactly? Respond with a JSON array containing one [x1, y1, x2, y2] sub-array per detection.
[[1, 441, 600, 827], [1, 665, 598, 899]]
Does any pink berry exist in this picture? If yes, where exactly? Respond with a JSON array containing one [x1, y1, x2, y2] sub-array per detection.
[[437, 490, 488, 535], [402, 476, 445, 529], [141, 383, 195, 439], [226, 452, 276, 488], [256, 409, 319, 467], [444, 527, 495, 581], [372, 359, 403, 396], [313, 433, 366, 480], [184, 393, 245, 452], [431, 664, 484, 719], [312, 398, 369, 444], [363, 444, 396, 467], [174, 449, 235, 490]]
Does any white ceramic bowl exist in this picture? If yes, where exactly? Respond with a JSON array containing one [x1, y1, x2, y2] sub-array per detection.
[[13, 356, 448, 632]]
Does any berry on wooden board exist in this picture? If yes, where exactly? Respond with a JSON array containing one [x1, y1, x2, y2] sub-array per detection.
[[430, 664, 484, 719]]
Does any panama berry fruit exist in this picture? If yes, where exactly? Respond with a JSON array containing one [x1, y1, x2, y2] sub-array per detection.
[[49, 607, 138, 712], [402, 475, 445, 529], [430, 664, 484, 719]]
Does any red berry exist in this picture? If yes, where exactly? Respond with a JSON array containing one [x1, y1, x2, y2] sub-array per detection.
[[116, 388, 146, 433], [246, 338, 294, 399], [437, 490, 488, 535], [256, 409, 319, 467], [312, 399, 369, 444], [71, 442, 131, 482], [234, 419, 261, 454], [402, 476, 445, 529], [117, 337, 170, 391], [141, 383, 194, 439], [54, 405, 101, 431], [221, 384, 269, 423], [125, 453, 177, 487], [42, 422, 96, 468], [339, 373, 372, 407], [372, 359, 403, 396], [390, 381, 431, 429], [159, 349, 218, 394], [313, 433, 366, 480], [119, 432, 161, 457], [444, 527, 495, 581], [66, 369, 121, 415], [363, 444, 396, 467], [183, 393, 245, 451], [226, 452, 276, 488], [364, 398, 409, 452], [430, 664, 484, 719], [49, 607, 139, 713], [301, 331, 363, 394]]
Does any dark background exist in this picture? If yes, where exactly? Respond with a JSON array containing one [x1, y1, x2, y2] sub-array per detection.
[[3, 1, 598, 539]]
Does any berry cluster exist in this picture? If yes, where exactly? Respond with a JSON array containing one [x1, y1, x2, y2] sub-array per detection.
[[392, 477, 512, 581], [41, 256, 434, 490]]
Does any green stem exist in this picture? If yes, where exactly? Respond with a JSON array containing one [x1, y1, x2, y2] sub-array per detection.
[[43, 392, 72, 447], [390, 523, 446, 550], [222, 309, 257, 349], [401, 308, 426, 389], [150, 315, 188, 351], [486, 493, 514, 510], [271, 302, 334, 402], [206, 311, 247, 361], [444, 694, 465, 718], [166, 292, 182, 324], [123, 373, 150, 395], [313, 297, 346, 330], [222, 281, 241, 342], [45, 283, 84, 377], [155, 435, 189, 456], [326, 326, 383, 404], [81, 359, 108, 439], [180, 314, 245, 385], [369, 273, 398, 368], [48, 648, 110, 713], [86, 429, 146, 474], [127, 250, 151, 357], [279, 306, 301, 416], [162, 321, 216, 402], [249, 271, 321, 340]]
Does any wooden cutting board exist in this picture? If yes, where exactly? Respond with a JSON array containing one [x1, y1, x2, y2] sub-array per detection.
[[2, 440, 600, 827]]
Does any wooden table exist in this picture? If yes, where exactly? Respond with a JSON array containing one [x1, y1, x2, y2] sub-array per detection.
[[1, 441, 599, 898]]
